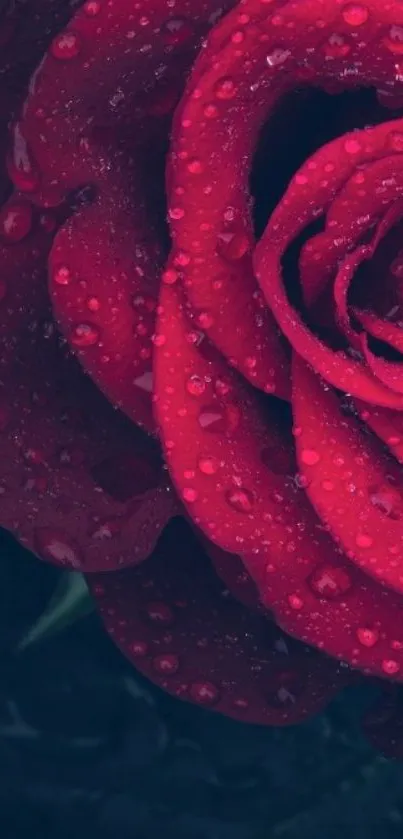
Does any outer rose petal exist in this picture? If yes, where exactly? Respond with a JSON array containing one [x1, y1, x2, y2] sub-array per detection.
[[154, 283, 403, 680], [0, 196, 178, 571], [88, 519, 346, 725], [7, 0, 236, 432], [292, 354, 403, 594]]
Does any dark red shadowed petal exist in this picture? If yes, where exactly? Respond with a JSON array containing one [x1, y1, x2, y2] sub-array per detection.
[[292, 354, 403, 594], [201, 539, 261, 610], [154, 284, 403, 679], [49, 169, 162, 432], [0, 196, 177, 570], [12, 0, 236, 431], [87, 519, 346, 725]]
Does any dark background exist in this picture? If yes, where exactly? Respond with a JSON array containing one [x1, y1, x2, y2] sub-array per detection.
[[1, 529, 403, 839]]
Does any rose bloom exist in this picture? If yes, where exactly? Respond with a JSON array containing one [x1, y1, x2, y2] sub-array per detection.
[[4, 0, 403, 754]]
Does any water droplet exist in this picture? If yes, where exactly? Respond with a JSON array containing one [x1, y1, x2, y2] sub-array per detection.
[[195, 310, 214, 329], [198, 455, 219, 475], [162, 267, 179, 285], [90, 451, 161, 502], [382, 659, 401, 676], [152, 653, 180, 675], [225, 487, 254, 513], [214, 77, 237, 100], [145, 601, 174, 626], [356, 627, 379, 648], [266, 47, 291, 67], [52, 264, 72, 285], [355, 533, 373, 549], [323, 32, 351, 57], [186, 375, 206, 397], [287, 593, 304, 611], [83, 0, 101, 14], [183, 487, 198, 503], [187, 158, 203, 174], [34, 528, 82, 568], [161, 17, 194, 46], [217, 230, 250, 261], [308, 563, 353, 599], [129, 640, 148, 656], [50, 30, 81, 60], [70, 322, 100, 347], [0, 201, 32, 243], [300, 448, 320, 466], [87, 296, 101, 312], [368, 482, 403, 520], [341, 4, 369, 27], [383, 25, 403, 54], [344, 137, 362, 154], [189, 681, 221, 705]]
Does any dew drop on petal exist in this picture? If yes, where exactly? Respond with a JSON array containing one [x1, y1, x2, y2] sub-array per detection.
[[225, 487, 254, 513], [50, 31, 81, 60], [198, 455, 219, 475], [145, 601, 174, 626], [53, 264, 72, 285], [341, 4, 369, 27], [152, 654, 180, 675], [70, 322, 100, 347], [356, 627, 379, 648], [189, 681, 221, 705], [300, 448, 320, 466], [214, 76, 237, 100], [381, 659, 401, 676], [355, 533, 373, 549], [186, 375, 206, 397], [308, 563, 353, 599]]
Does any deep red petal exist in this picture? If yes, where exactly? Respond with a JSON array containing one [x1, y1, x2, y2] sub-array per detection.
[[155, 284, 403, 679], [0, 197, 177, 570], [355, 400, 403, 464], [10, 0, 236, 431], [88, 519, 346, 725], [292, 353, 403, 594]]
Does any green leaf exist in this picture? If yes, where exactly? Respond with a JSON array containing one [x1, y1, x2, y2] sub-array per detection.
[[17, 571, 94, 651]]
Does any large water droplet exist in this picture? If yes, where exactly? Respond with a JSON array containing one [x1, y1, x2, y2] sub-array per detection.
[[70, 322, 100, 347], [225, 487, 254, 514], [308, 563, 353, 599], [356, 627, 379, 648], [383, 25, 403, 54], [214, 77, 237, 100], [186, 375, 206, 397], [161, 17, 194, 46], [50, 31, 81, 60], [300, 448, 320, 466], [341, 3, 369, 26], [189, 681, 220, 705], [53, 264, 73, 286]]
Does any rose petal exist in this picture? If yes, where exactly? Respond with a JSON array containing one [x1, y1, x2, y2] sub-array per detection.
[[88, 518, 345, 725], [11, 0, 235, 430], [0, 197, 177, 570], [292, 353, 403, 594], [155, 283, 403, 679]]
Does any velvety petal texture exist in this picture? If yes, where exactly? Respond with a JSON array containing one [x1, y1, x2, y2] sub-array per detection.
[[4, 0, 403, 742]]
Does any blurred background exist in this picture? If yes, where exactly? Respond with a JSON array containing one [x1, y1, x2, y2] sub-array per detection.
[[1, 527, 403, 839]]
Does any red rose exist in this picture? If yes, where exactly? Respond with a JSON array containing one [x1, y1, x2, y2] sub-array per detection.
[[3, 0, 403, 739]]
